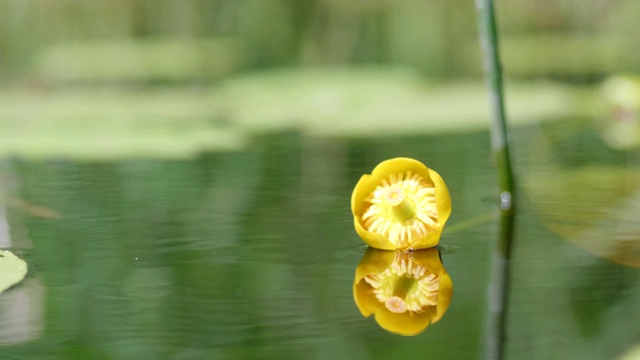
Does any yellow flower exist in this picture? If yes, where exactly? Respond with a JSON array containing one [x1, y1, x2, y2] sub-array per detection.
[[353, 248, 453, 336], [351, 158, 451, 251]]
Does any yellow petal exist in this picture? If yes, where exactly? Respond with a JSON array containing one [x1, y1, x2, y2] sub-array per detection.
[[353, 249, 396, 317], [371, 158, 434, 185], [374, 307, 435, 336], [353, 280, 384, 317], [354, 248, 396, 282], [429, 168, 452, 225], [351, 174, 379, 216], [432, 270, 453, 324], [404, 226, 444, 251], [353, 218, 396, 250], [407, 247, 444, 274]]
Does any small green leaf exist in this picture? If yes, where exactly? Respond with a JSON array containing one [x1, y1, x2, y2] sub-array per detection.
[[0, 250, 28, 294]]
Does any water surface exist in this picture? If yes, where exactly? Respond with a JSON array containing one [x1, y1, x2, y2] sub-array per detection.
[[0, 126, 638, 360]]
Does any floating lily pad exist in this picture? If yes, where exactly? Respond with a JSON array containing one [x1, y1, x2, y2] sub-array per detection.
[[0, 250, 28, 294], [221, 68, 583, 137], [0, 89, 245, 161], [0, 68, 592, 160], [472, 34, 631, 77]]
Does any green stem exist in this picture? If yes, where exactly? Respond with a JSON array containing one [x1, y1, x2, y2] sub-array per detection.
[[475, 0, 517, 359]]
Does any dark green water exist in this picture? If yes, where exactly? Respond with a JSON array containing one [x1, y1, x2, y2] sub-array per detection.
[[0, 126, 639, 359]]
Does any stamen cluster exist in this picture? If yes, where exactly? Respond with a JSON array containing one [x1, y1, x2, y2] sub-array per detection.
[[362, 171, 438, 248], [363, 253, 439, 314]]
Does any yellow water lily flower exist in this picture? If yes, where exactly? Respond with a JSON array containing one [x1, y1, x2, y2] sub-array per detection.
[[351, 158, 451, 251], [353, 248, 452, 336]]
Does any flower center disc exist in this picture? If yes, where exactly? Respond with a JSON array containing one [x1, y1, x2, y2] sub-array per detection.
[[385, 296, 407, 313], [362, 171, 438, 248], [385, 186, 405, 206]]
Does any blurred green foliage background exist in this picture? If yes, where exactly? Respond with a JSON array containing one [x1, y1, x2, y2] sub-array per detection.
[[0, 0, 638, 159], [1, 1, 640, 360], [1, 0, 639, 81]]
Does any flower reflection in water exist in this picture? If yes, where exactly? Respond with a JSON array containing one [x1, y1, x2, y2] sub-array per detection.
[[353, 248, 452, 336]]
